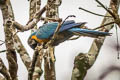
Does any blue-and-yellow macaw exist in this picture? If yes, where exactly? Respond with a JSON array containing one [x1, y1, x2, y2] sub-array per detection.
[[28, 20, 110, 49]]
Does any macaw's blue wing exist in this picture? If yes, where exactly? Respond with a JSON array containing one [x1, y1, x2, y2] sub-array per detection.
[[59, 22, 86, 32], [35, 20, 86, 39], [68, 28, 110, 37]]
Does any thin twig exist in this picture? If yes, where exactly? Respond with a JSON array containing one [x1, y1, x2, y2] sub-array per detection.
[[61, 15, 76, 25], [0, 40, 5, 43], [79, 7, 111, 17], [0, 42, 5, 46], [115, 24, 120, 59], [56, 15, 76, 35], [0, 50, 6, 53], [0, 40, 5, 46], [92, 21, 115, 30]]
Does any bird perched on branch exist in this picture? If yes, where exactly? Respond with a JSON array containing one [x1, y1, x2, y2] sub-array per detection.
[[28, 20, 110, 49]]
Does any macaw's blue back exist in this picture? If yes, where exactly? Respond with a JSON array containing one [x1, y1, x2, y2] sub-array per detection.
[[35, 20, 85, 39]]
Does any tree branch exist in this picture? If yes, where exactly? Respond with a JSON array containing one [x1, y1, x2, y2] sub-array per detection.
[[71, 0, 120, 79], [28, 0, 44, 80], [44, 47, 56, 80], [0, 0, 31, 72], [92, 21, 115, 30], [12, 0, 58, 32], [28, 46, 43, 80], [12, 5, 46, 32], [79, 7, 111, 17], [28, 50, 39, 80], [110, 0, 120, 28], [29, 0, 41, 32], [0, 40, 5, 46], [96, 0, 117, 19], [43, 0, 62, 80], [0, 1, 18, 80], [0, 58, 12, 80], [0, 50, 6, 53], [32, 51, 43, 80]]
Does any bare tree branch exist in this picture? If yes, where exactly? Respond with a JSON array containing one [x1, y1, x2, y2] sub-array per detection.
[[12, 5, 46, 32], [43, 0, 62, 80], [46, 0, 62, 19], [92, 21, 115, 30], [13, 35, 31, 70], [12, 0, 57, 32], [96, 0, 117, 19], [71, 0, 120, 80], [0, 0, 31, 73], [110, 0, 120, 27], [0, 75, 5, 80], [44, 49, 56, 80], [29, 0, 41, 32], [28, 0, 44, 79], [0, 40, 5, 43], [28, 50, 39, 80], [28, 46, 43, 80], [79, 7, 111, 17], [0, 50, 6, 53], [32, 51, 43, 80], [0, 1, 18, 80], [0, 58, 12, 80], [96, 0, 120, 28]]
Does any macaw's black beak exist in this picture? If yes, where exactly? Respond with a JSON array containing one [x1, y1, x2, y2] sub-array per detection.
[[28, 39, 37, 49]]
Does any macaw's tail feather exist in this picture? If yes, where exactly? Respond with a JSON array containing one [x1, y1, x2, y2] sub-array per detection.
[[68, 28, 111, 38]]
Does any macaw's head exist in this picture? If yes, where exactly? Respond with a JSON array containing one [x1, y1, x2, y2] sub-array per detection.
[[28, 32, 38, 49], [28, 38, 37, 49]]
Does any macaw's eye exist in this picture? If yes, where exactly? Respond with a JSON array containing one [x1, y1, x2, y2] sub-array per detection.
[[28, 39, 38, 49], [31, 39, 37, 45]]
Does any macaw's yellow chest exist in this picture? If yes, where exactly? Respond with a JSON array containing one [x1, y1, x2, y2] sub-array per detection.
[[31, 35, 49, 43]]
